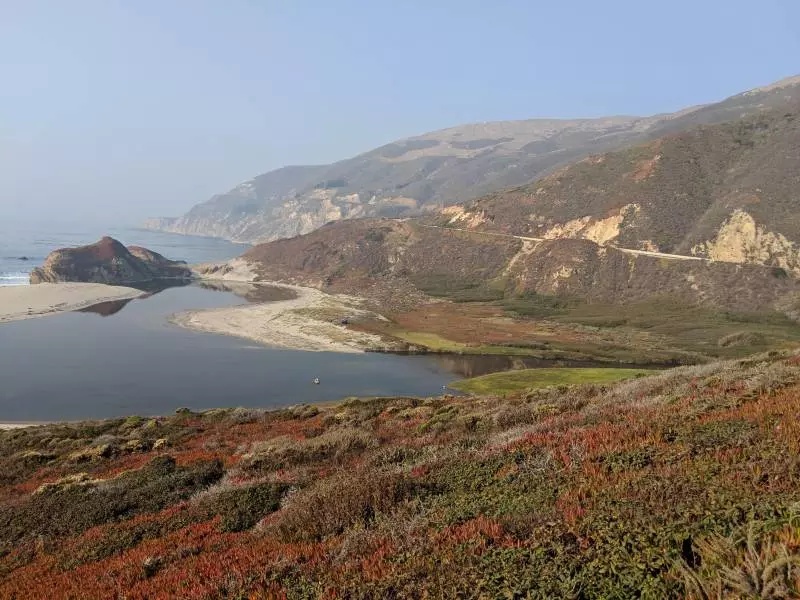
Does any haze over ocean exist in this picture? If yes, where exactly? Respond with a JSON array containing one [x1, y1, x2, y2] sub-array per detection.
[[0, 223, 246, 286]]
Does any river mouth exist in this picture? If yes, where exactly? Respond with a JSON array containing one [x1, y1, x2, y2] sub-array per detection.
[[0, 283, 653, 422]]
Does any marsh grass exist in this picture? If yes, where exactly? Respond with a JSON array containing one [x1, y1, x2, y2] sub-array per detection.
[[450, 367, 651, 395]]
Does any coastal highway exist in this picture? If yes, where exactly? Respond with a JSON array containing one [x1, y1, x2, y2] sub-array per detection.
[[419, 224, 709, 262]]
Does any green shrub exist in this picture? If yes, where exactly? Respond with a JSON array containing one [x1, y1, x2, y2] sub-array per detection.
[[209, 483, 286, 532], [0, 456, 223, 546]]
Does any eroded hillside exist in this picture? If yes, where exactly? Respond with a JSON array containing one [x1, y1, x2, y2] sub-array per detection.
[[443, 103, 800, 274], [239, 219, 800, 315], [148, 76, 800, 244]]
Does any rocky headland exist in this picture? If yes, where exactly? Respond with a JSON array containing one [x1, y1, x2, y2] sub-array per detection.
[[29, 236, 192, 285]]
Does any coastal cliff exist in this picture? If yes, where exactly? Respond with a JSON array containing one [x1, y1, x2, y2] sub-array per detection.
[[30, 237, 192, 284]]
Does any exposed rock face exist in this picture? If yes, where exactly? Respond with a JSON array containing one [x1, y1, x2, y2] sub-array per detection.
[[146, 75, 800, 244], [141, 217, 178, 231], [30, 237, 191, 285], [238, 219, 800, 313], [440, 100, 800, 273]]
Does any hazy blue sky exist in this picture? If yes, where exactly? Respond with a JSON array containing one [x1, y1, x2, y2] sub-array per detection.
[[1, 0, 798, 225]]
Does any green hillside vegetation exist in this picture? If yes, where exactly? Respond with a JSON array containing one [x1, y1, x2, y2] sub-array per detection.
[[449, 367, 650, 395], [501, 294, 800, 359]]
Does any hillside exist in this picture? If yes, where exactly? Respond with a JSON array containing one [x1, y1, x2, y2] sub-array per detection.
[[223, 218, 800, 366], [239, 219, 800, 315], [4, 351, 800, 597], [437, 100, 800, 275], [147, 76, 800, 244]]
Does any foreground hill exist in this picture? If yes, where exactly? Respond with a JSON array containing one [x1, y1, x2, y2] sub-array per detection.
[[3, 351, 800, 597], [146, 76, 800, 244], [438, 99, 800, 275]]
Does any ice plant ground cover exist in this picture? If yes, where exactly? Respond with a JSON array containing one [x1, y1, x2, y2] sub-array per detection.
[[3, 351, 800, 598]]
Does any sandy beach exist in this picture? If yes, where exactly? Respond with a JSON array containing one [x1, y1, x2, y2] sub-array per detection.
[[0, 283, 144, 323], [171, 283, 386, 353]]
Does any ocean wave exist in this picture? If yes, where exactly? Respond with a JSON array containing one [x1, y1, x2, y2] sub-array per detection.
[[0, 272, 30, 286]]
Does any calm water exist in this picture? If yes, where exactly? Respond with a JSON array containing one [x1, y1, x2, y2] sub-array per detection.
[[0, 225, 612, 422], [0, 223, 246, 286], [0, 284, 550, 422]]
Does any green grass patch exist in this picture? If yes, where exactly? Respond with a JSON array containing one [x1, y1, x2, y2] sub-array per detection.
[[389, 330, 596, 359], [449, 367, 651, 395], [410, 274, 505, 302], [499, 294, 800, 360]]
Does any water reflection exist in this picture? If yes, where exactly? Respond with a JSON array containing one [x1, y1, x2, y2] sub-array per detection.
[[195, 281, 297, 303], [426, 354, 649, 379], [78, 299, 134, 317], [126, 279, 193, 294], [74, 281, 296, 319], [76, 280, 191, 318]]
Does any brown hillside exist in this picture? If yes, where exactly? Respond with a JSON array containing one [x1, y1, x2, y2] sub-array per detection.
[[240, 220, 800, 314], [148, 76, 800, 245], [438, 104, 800, 273]]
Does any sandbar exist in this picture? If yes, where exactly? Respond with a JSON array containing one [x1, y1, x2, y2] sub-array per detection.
[[0, 283, 144, 323], [171, 283, 385, 353]]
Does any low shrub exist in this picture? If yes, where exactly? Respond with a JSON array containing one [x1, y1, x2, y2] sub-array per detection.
[[718, 331, 768, 347], [0, 455, 223, 546], [274, 470, 422, 541], [243, 427, 377, 473], [202, 482, 287, 532]]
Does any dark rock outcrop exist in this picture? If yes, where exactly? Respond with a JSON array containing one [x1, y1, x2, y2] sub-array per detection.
[[29, 237, 191, 285]]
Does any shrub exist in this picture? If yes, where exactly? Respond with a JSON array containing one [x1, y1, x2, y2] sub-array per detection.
[[676, 521, 800, 599], [718, 331, 768, 347], [201, 482, 286, 532], [274, 470, 421, 541], [0, 456, 223, 546], [243, 427, 377, 472]]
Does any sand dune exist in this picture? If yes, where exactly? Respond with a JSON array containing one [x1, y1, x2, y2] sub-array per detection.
[[0, 283, 144, 323]]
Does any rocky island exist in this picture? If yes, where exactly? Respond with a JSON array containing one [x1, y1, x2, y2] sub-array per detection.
[[29, 236, 192, 285]]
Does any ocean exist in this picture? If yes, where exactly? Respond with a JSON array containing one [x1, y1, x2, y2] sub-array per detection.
[[0, 222, 247, 286]]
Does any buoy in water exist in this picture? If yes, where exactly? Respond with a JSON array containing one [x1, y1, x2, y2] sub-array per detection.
[[313, 378, 320, 385]]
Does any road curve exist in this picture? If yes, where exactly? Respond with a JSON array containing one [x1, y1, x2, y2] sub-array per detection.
[[419, 224, 708, 262]]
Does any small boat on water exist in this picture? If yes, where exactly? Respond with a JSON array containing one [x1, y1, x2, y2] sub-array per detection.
[[313, 377, 320, 385]]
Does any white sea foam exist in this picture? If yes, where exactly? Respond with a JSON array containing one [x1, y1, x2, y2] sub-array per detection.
[[0, 273, 30, 286]]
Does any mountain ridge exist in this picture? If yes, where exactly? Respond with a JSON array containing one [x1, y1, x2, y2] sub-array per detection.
[[147, 75, 800, 244], [438, 102, 800, 274]]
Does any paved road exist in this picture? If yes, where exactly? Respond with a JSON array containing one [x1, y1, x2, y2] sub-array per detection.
[[420, 224, 708, 262]]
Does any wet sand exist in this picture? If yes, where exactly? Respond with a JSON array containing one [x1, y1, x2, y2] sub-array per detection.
[[0, 283, 144, 323], [171, 283, 385, 353]]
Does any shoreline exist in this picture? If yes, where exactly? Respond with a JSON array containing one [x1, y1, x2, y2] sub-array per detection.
[[171, 281, 387, 353], [0, 283, 145, 324], [0, 422, 48, 430]]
